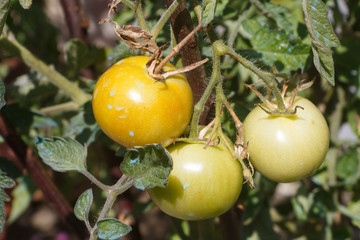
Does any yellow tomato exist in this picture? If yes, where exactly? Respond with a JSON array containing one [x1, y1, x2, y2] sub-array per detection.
[[149, 142, 243, 221], [92, 56, 193, 148]]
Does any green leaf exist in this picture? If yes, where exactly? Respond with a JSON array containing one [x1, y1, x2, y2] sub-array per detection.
[[120, 144, 173, 191], [64, 39, 99, 78], [96, 218, 132, 240], [64, 101, 99, 145], [264, 3, 294, 34], [35, 137, 87, 172], [8, 176, 36, 224], [0, 0, 9, 35], [247, 28, 311, 73], [303, 0, 340, 85], [201, 0, 217, 27], [74, 189, 93, 221], [19, 0, 32, 9], [0, 79, 4, 110], [336, 148, 360, 183]]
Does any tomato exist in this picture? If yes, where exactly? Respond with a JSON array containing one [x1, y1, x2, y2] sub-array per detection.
[[92, 56, 193, 148], [148, 142, 243, 221], [243, 96, 329, 183]]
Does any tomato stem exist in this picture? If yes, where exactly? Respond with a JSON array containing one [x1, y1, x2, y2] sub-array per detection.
[[150, 0, 180, 40], [0, 33, 91, 106], [216, 41, 287, 111], [122, 0, 149, 31], [189, 43, 221, 139]]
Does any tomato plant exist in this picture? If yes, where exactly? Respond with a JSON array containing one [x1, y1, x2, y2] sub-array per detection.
[[149, 142, 243, 221], [243, 96, 329, 183], [92, 56, 193, 148]]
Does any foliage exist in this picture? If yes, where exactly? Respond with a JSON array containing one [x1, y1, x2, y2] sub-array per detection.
[[0, 0, 360, 239]]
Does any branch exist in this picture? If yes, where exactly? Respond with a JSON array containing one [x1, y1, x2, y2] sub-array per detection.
[[60, 0, 89, 42], [166, 0, 213, 124]]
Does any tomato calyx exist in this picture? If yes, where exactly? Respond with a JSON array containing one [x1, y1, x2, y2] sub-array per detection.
[[245, 79, 314, 116]]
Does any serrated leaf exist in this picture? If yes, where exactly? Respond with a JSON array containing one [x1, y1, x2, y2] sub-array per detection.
[[120, 144, 173, 191], [74, 189, 93, 221], [35, 137, 87, 172], [201, 0, 217, 27], [0, 0, 10, 35], [247, 28, 311, 73], [303, 0, 340, 85], [96, 218, 132, 240], [19, 0, 32, 9], [0, 79, 4, 110]]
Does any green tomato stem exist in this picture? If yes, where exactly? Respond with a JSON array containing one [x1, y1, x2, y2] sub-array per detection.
[[81, 170, 112, 191], [150, 0, 180, 40], [123, 0, 148, 31], [0, 34, 91, 106], [215, 41, 286, 110], [189, 44, 221, 139]]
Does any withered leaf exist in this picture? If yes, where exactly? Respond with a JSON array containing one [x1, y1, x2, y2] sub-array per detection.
[[114, 24, 158, 53]]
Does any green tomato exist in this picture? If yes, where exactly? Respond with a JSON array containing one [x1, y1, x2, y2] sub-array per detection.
[[149, 142, 243, 221], [243, 96, 329, 183]]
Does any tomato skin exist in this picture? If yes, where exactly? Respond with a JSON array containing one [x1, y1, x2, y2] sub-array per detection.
[[92, 56, 193, 148], [149, 142, 243, 221], [243, 96, 329, 183]]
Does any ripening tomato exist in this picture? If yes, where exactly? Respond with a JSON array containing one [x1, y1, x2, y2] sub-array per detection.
[[92, 56, 193, 148], [149, 142, 243, 221], [243, 96, 329, 183]]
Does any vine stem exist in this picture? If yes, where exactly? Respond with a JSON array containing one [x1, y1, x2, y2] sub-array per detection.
[[89, 175, 134, 239], [0, 33, 91, 106], [81, 170, 112, 191], [122, 0, 148, 31], [214, 41, 286, 110], [189, 43, 221, 138], [150, 0, 180, 40]]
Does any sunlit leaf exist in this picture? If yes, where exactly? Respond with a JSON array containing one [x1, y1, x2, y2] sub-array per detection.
[[19, 0, 32, 9], [96, 218, 132, 240], [74, 189, 93, 221], [35, 137, 87, 172], [201, 0, 217, 27], [303, 0, 340, 85], [246, 28, 311, 73], [0, 0, 9, 35], [120, 144, 173, 190]]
